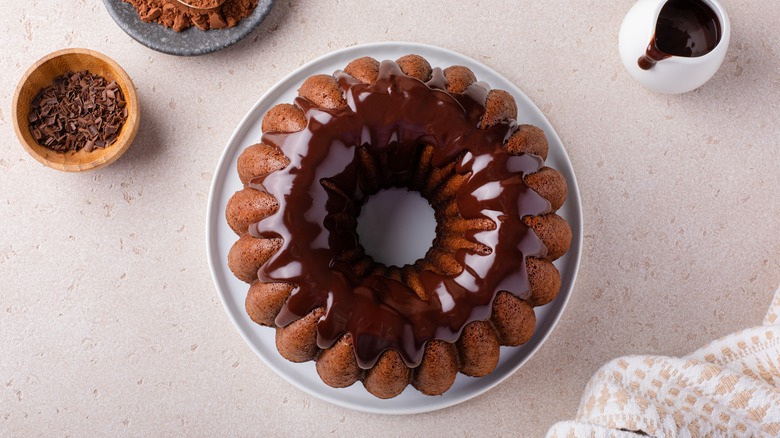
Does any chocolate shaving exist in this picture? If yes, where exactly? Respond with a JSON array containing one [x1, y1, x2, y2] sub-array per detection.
[[28, 70, 129, 152]]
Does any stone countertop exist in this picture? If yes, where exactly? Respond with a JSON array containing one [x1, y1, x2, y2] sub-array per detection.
[[1, 0, 778, 435]]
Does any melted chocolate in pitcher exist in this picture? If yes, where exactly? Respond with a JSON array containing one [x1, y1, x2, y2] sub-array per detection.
[[638, 0, 722, 70]]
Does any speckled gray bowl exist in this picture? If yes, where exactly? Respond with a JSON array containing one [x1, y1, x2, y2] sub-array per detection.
[[103, 0, 275, 56]]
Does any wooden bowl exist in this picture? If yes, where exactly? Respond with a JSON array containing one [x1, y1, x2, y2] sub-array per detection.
[[12, 48, 140, 172]]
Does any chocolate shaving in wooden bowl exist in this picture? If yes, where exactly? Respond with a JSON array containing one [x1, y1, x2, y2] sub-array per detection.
[[28, 70, 128, 153]]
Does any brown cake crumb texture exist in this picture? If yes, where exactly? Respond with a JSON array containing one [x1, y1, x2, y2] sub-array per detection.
[[225, 54, 572, 399]]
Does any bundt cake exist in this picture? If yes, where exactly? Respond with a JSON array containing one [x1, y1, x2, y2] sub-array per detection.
[[226, 54, 572, 399]]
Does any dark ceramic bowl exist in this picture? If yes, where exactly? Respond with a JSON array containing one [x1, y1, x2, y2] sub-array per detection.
[[103, 0, 275, 56]]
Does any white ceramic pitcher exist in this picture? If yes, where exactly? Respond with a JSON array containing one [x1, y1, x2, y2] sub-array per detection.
[[619, 0, 731, 94]]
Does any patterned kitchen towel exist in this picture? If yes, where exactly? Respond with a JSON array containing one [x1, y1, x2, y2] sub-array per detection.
[[547, 287, 780, 437]]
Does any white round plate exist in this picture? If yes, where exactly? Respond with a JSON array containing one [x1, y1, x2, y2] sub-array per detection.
[[206, 42, 583, 414]]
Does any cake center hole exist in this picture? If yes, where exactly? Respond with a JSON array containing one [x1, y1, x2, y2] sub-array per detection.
[[356, 188, 437, 268]]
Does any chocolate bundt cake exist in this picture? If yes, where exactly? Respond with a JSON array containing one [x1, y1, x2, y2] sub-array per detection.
[[226, 54, 572, 399]]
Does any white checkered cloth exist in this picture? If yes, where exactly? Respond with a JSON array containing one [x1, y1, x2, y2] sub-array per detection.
[[547, 287, 780, 437]]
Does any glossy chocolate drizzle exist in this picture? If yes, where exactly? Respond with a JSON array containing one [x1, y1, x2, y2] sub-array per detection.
[[638, 0, 721, 70], [250, 60, 550, 368]]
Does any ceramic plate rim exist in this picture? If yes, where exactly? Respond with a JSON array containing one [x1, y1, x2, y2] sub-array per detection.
[[206, 42, 583, 415]]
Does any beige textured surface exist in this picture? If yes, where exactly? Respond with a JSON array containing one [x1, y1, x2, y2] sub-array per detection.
[[1, 0, 778, 435]]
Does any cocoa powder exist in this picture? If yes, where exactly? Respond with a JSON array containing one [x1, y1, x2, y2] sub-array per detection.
[[122, 0, 258, 32], [184, 0, 221, 7]]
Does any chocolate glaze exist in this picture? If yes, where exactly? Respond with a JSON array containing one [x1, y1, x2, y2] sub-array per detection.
[[250, 60, 550, 368], [638, 0, 721, 70]]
